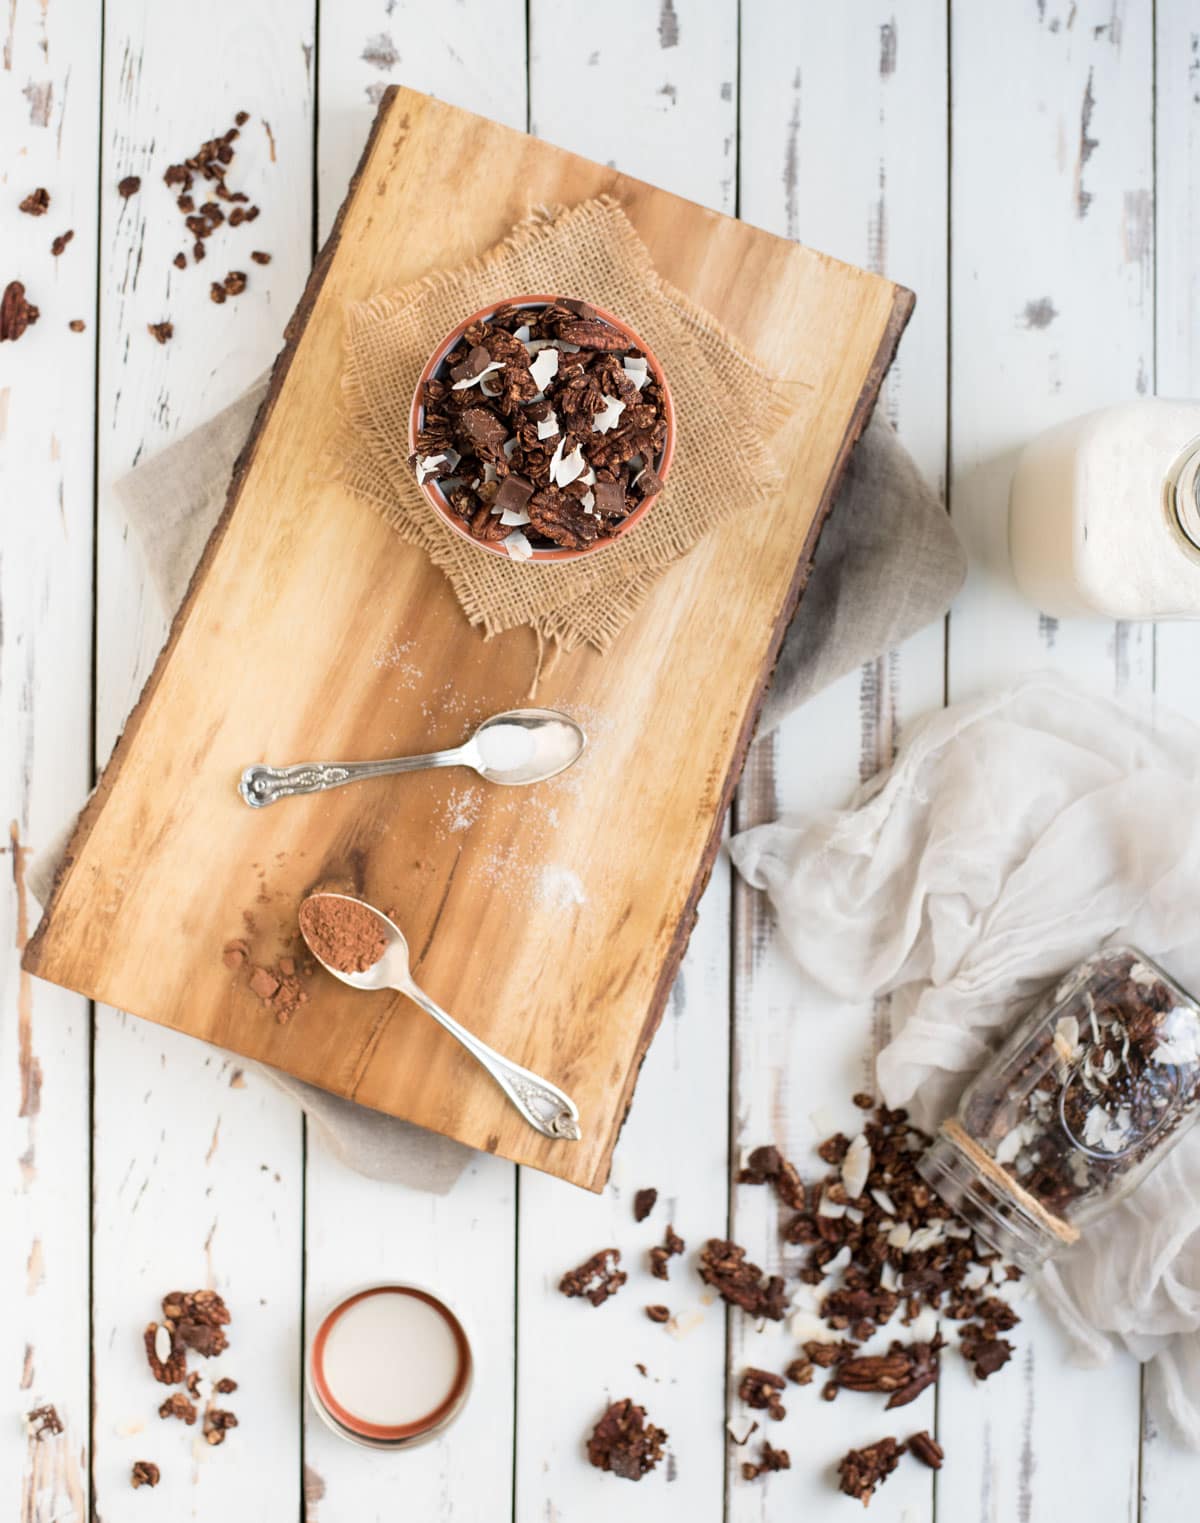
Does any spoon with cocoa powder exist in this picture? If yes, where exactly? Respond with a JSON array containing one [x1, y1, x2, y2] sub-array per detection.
[[239, 709, 584, 808], [298, 893, 582, 1142]]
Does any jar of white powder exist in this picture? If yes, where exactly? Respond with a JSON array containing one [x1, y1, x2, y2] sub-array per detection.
[[1008, 399, 1200, 619]]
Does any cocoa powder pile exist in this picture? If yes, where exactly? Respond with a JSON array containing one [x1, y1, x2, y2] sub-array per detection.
[[298, 895, 388, 974]]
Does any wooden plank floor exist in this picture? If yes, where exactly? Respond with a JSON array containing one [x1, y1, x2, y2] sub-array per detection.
[[3, 2, 1199, 1519]]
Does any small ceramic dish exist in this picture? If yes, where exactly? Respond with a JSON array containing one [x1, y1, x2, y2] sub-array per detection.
[[409, 294, 675, 564]]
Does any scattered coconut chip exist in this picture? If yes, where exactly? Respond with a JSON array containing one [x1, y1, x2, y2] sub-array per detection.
[[503, 528, 534, 561], [499, 508, 531, 527], [841, 1134, 871, 1199], [415, 453, 447, 483]]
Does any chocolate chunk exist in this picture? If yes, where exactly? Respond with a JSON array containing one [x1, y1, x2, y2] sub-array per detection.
[[559, 1248, 626, 1307], [907, 1430, 944, 1470], [118, 175, 141, 198], [449, 344, 492, 383], [458, 407, 509, 454], [493, 474, 534, 514], [19, 188, 50, 216], [633, 1187, 658, 1223], [586, 1398, 666, 1482], [592, 479, 628, 519]]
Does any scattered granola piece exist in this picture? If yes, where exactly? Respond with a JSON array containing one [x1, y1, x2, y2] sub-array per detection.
[[162, 1290, 230, 1359], [559, 1249, 626, 1308], [1, 281, 39, 342], [250, 250, 271, 265], [648, 1223, 684, 1279], [118, 175, 142, 198], [645, 1305, 670, 1324], [959, 1324, 1013, 1380], [203, 1408, 238, 1445], [26, 1404, 63, 1439], [19, 188, 50, 216], [633, 1187, 657, 1223], [698, 1239, 787, 1320], [223, 270, 247, 296], [144, 1323, 186, 1384], [158, 1392, 197, 1425], [131, 1460, 160, 1489], [785, 1356, 814, 1385], [235, 110, 250, 126], [586, 1398, 666, 1482], [837, 1436, 905, 1506], [68, 319, 85, 332], [50, 230, 74, 256], [210, 281, 227, 304], [147, 321, 173, 345], [742, 1439, 790, 1481], [907, 1430, 944, 1470], [737, 1367, 786, 1421], [214, 1377, 238, 1395], [173, 252, 187, 270]]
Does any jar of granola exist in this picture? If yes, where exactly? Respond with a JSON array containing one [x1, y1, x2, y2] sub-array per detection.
[[918, 947, 1200, 1270]]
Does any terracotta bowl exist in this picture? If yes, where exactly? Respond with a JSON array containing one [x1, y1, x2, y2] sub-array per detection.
[[408, 294, 675, 563]]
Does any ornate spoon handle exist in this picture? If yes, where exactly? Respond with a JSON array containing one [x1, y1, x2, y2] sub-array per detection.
[[239, 749, 464, 808], [402, 980, 582, 1142]]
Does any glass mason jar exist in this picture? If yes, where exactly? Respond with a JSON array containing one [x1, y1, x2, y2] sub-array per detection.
[[1009, 399, 1200, 620], [919, 947, 1200, 1271]]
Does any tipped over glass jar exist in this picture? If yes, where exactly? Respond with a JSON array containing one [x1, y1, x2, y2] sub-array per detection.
[[919, 947, 1200, 1271]]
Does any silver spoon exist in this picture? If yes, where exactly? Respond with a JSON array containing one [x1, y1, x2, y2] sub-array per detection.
[[239, 708, 585, 808], [299, 893, 582, 1143]]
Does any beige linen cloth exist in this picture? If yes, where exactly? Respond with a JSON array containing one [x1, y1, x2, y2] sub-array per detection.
[[30, 330, 964, 1195]]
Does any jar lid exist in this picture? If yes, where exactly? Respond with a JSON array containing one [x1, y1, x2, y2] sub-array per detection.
[[307, 1284, 472, 1449], [1168, 435, 1200, 552]]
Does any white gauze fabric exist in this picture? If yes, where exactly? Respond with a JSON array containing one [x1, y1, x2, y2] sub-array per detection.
[[728, 673, 1200, 1448]]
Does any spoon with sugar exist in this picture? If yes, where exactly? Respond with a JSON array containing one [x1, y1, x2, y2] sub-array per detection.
[[239, 708, 584, 808], [298, 892, 582, 1143]]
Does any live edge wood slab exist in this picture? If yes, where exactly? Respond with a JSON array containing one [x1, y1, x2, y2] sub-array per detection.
[[25, 86, 912, 1191]]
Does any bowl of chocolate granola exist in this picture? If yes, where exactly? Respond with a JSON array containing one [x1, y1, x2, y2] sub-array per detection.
[[408, 296, 674, 562]]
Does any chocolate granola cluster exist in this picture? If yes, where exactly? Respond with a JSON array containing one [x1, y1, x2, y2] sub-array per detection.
[[410, 299, 668, 557]]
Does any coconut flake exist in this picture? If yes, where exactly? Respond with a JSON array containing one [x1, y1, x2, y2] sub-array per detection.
[[841, 1134, 871, 1199], [502, 437, 518, 462], [816, 1194, 846, 1219], [500, 508, 531, 527], [451, 359, 504, 391], [880, 1261, 900, 1293], [993, 1122, 1032, 1166], [824, 1246, 852, 1275], [415, 453, 447, 483], [624, 356, 649, 390], [1053, 1014, 1081, 1065], [502, 529, 534, 562], [963, 1264, 991, 1291], [887, 1222, 912, 1250], [581, 489, 596, 512], [536, 412, 560, 441], [870, 1187, 897, 1216], [154, 1324, 172, 1364], [528, 347, 559, 392], [513, 324, 531, 343], [592, 394, 626, 434], [551, 442, 587, 488]]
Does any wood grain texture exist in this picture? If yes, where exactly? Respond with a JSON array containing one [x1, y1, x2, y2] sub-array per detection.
[[24, 84, 911, 1190]]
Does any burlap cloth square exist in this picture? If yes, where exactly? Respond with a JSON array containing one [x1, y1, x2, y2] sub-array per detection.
[[338, 195, 787, 653]]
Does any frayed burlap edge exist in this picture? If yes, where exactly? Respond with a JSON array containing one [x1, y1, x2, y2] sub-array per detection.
[[336, 196, 794, 653]]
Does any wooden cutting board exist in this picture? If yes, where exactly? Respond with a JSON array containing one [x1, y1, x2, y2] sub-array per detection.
[[25, 86, 912, 1191]]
